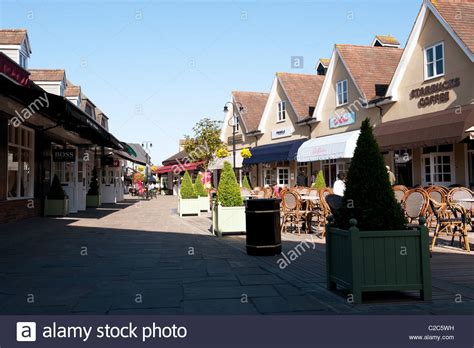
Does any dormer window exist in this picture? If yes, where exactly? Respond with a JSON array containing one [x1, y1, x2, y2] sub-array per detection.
[[424, 42, 444, 80], [85, 104, 93, 117], [336, 80, 348, 106], [277, 101, 286, 122], [19, 53, 27, 69]]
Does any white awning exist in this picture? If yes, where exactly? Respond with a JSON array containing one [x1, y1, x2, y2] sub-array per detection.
[[297, 130, 361, 162], [208, 152, 243, 170]]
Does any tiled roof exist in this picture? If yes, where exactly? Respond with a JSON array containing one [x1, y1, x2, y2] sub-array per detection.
[[431, 0, 474, 54], [0, 29, 27, 45], [276, 72, 325, 121], [318, 58, 330, 67], [336, 45, 403, 101], [232, 91, 269, 133], [162, 150, 188, 165], [28, 69, 65, 82], [374, 35, 400, 46], [64, 85, 81, 97]]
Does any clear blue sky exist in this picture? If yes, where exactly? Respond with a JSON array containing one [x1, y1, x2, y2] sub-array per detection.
[[1, 0, 421, 164]]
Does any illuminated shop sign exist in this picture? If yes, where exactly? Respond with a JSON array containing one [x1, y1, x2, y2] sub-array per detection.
[[409, 77, 460, 108]]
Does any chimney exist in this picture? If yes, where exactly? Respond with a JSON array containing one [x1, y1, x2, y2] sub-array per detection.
[[372, 35, 400, 48]]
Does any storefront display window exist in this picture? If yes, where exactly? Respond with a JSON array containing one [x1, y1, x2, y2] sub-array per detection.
[[7, 125, 34, 199], [263, 168, 274, 186], [394, 149, 413, 187], [322, 159, 348, 187]]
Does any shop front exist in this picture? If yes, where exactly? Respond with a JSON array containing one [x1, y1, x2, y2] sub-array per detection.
[[242, 139, 306, 187], [297, 130, 359, 187]]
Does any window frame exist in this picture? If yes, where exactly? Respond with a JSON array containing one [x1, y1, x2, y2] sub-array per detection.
[[277, 101, 286, 122], [421, 151, 454, 186], [7, 125, 35, 200], [336, 80, 348, 106], [424, 41, 445, 80], [277, 167, 290, 187]]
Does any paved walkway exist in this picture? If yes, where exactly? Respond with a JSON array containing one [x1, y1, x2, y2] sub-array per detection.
[[0, 196, 472, 314]]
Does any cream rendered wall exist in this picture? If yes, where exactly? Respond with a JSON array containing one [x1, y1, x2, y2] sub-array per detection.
[[312, 54, 380, 139], [258, 81, 309, 145], [384, 11, 474, 122], [0, 48, 19, 63]]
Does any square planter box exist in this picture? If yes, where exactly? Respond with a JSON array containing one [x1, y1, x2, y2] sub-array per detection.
[[178, 197, 200, 216], [44, 198, 69, 217], [86, 195, 101, 208], [326, 218, 432, 304], [198, 195, 209, 212], [212, 204, 246, 236]]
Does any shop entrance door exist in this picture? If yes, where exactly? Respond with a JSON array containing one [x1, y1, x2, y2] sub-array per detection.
[[101, 167, 117, 203], [53, 146, 78, 213], [422, 152, 455, 186], [77, 150, 93, 211]]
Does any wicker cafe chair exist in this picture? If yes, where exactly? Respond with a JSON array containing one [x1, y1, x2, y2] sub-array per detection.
[[318, 188, 334, 238], [264, 187, 273, 199], [426, 186, 448, 227], [281, 190, 304, 234], [448, 187, 473, 215], [393, 185, 408, 204], [430, 199, 470, 252], [403, 188, 429, 223], [254, 189, 265, 198]]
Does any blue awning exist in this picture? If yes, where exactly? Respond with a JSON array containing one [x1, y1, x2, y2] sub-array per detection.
[[243, 139, 307, 165]]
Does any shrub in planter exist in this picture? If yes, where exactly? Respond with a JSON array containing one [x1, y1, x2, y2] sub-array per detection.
[[86, 167, 101, 207], [194, 173, 209, 212], [311, 170, 326, 190], [242, 175, 252, 191], [327, 119, 431, 303], [178, 171, 200, 216], [45, 174, 69, 216], [213, 161, 245, 236]]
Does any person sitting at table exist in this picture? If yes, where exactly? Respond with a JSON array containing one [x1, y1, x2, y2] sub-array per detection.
[[333, 173, 346, 196], [273, 182, 282, 199]]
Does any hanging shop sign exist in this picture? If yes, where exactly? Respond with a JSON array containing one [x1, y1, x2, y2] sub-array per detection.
[[271, 127, 294, 139], [53, 149, 76, 162], [409, 77, 460, 108], [329, 112, 356, 129]]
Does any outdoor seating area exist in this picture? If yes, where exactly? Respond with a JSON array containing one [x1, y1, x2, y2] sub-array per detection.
[[239, 184, 473, 253]]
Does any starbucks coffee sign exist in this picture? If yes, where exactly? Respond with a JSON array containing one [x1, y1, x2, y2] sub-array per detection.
[[409, 77, 460, 108]]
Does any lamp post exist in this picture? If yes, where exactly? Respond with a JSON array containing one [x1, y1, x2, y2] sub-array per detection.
[[223, 101, 244, 170]]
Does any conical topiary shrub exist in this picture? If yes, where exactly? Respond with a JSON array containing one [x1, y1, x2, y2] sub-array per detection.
[[87, 167, 99, 195], [334, 118, 406, 231], [180, 171, 197, 199], [242, 175, 252, 190], [312, 170, 326, 190], [47, 174, 67, 199], [194, 173, 207, 197], [217, 161, 243, 207]]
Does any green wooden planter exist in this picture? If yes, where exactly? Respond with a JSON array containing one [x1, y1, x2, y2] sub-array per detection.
[[44, 198, 69, 217], [326, 217, 432, 304], [86, 195, 101, 208]]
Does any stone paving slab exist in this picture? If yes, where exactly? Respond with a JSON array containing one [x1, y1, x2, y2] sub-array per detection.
[[0, 196, 472, 315]]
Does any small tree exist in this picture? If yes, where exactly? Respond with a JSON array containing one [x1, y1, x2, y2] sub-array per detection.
[[183, 118, 224, 171], [242, 175, 252, 190], [180, 171, 197, 199], [335, 118, 406, 231], [194, 173, 207, 197], [312, 170, 326, 190], [87, 167, 100, 196], [47, 174, 67, 199], [217, 161, 243, 207]]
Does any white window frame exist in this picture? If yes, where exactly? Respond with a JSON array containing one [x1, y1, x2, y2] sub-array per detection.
[[421, 152, 454, 186], [7, 125, 35, 200], [263, 168, 274, 186], [19, 52, 28, 69], [277, 167, 290, 187], [424, 42, 445, 80], [277, 101, 286, 122], [336, 80, 348, 106]]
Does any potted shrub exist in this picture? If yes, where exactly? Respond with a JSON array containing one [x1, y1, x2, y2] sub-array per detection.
[[44, 174, 69, 216], [178, 171, 200, 216], [242, 175, 252, 191], [212, 161, 245, 236], [327, 119, 432, 303], [312, 170, 326, 190], [86, 167, 101, 207], [194, 173, 209, 212]]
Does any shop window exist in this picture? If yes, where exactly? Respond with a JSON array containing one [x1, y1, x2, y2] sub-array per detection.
[[277, 101, 286, 122], [263, 168, 274, 186], [424, 42, 444, 80], [277, 167, 289, 186], [422, 152, 453, 186], [394, 149, 413, 187], [7, 125, 34, 199], [336, 80, 348, 106]]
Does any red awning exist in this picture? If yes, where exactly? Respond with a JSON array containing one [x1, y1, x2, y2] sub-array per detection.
[[154, 161, 204, 174]]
